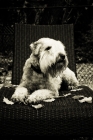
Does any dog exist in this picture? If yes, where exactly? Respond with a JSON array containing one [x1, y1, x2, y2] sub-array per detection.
[[11, 38, 79, 104]]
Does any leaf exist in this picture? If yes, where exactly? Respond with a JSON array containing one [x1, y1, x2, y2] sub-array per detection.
[[3, 97, 14, 105], [43, 98, 55, 102], [71, 88, 83, 91], [32, 104, 44, 109], [79, 97, 92, 103], [63, 93, 71, 97], [72, 95, 84, 99]]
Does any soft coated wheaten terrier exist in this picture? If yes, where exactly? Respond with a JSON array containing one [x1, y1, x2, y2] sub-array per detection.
[[11, 38, 79, 104]]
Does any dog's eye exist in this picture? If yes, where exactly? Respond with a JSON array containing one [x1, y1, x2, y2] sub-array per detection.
[[45, 46, 52, 51]]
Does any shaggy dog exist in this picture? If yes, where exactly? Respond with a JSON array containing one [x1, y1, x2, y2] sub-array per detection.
[[11, 38, 79, 104]]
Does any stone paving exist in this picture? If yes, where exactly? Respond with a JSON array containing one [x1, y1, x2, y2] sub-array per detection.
[[76, 63, 93, 90]]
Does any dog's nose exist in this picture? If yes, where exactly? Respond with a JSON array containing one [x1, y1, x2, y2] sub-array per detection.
[[59, 53, 65, 60]]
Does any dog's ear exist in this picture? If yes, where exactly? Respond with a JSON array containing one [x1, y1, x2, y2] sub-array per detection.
[[30, 42, 36, 51], [30, 42, 41, 55]]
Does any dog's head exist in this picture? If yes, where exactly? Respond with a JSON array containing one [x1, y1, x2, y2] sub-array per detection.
[[30, 38, 68, 76]]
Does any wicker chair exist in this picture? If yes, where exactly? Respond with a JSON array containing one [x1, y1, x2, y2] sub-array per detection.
[[0, 24, 93, 137]]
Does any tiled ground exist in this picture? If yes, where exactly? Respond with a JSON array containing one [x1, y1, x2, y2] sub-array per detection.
[[76, 63, 93, 90]]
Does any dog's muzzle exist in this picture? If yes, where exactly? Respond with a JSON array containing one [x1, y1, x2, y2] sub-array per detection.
[[56, 53, 65, 63]]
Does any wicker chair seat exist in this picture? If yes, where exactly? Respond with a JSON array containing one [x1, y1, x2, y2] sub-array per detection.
[[0, 24, 93, 137]]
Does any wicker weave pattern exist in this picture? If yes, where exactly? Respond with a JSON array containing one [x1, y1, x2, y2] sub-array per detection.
[[0, 86, 93, 136]]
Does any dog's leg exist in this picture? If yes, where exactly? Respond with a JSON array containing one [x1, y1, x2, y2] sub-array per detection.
[[11, 58, 32, 103], [11, 87, 29, 103], [62, 67, 79, 90], [25, 89, 58, 104]]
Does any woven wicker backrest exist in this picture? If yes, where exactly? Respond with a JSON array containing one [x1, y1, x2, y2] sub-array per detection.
[[12, 24, 76, 85]]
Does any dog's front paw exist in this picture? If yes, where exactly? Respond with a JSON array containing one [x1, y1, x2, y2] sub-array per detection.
[[25, 89, 56, 104], [68, 82, 79, 90], [11, 87, 29, 103], [68, 85, 77, 90], [25, 94, 37, 104]]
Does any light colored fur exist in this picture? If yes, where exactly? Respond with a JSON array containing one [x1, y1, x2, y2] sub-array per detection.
[[11, 38, 79, 104]]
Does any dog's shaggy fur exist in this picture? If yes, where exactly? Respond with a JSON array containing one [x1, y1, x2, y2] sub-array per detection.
[[11, 38, 79, 104]]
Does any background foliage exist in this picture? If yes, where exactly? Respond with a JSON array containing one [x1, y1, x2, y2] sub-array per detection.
[[0, 0, 93, 63]]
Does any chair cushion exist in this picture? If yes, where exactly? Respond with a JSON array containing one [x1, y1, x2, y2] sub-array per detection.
[[0, 85, 93, 136]]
